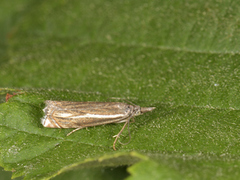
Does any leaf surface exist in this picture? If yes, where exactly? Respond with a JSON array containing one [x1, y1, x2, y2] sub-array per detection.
[[0, 0, 240, 179]]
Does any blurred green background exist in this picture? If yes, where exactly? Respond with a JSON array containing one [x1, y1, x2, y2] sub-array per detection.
[[1, 0, 240, 179]]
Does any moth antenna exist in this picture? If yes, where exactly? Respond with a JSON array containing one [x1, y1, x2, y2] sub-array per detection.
[[108, 97, 137, 106]]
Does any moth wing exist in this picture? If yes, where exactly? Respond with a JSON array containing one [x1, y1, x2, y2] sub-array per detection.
[[45, 101, 133, 128]]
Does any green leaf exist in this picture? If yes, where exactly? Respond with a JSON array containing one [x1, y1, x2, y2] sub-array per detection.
[[1, 0, 240, 179], [127, 160, 182, 180]]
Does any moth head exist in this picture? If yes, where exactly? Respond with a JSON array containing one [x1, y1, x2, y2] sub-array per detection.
[[133, 106, 155, 116]]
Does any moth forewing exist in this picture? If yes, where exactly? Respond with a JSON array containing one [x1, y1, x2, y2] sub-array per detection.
[[42, 101, 134, 128], [41, 100, 155, 150]]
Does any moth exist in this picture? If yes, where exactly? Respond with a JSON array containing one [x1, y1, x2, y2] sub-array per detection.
[[41, 100, 155, 150]]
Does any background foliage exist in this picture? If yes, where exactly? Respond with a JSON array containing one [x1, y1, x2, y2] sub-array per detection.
[[0, 0, 240, 179]]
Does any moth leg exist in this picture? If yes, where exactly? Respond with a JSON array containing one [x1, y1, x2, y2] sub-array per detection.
[[113, 117, 131, 151], [118, 120, 131, 146], [67, 126, 84, 136], [131, 117, 135, 123]]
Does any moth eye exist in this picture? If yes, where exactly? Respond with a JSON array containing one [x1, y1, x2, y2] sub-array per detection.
[[125, 106, 131, 113]]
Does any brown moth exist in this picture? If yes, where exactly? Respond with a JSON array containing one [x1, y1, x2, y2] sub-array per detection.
[[42, 100, 155, 150]]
